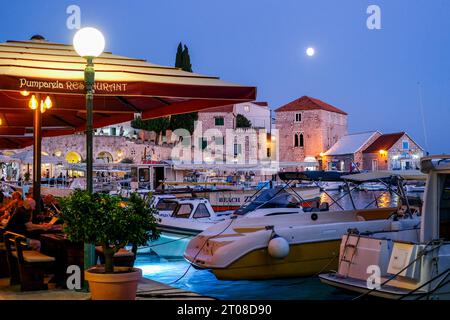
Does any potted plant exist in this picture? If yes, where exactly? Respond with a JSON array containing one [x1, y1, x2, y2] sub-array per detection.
[[59, 190, 160, 300]]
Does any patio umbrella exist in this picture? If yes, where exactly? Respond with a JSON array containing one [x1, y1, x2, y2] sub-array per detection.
[[0, 153, 12, 162], [0, 38, 256, 147], [10, 149, 66, 164]]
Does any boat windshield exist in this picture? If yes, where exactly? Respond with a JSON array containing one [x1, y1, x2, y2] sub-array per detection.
[[155, 199, 178, 211], [233, 188, 300, 216]]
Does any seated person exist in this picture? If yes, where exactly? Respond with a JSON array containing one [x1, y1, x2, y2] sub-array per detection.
[[35, 194, 61, 224], [4, 198, 54, 251], [0, 191, 22, 222]]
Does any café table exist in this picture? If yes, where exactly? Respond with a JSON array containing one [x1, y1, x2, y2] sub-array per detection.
[[39, 233, 84, 288]]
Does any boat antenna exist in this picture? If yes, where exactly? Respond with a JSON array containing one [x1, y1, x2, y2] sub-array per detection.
[[417, 81, 429, 153]]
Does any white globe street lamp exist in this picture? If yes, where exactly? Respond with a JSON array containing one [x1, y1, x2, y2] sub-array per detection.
[[73, 27, 105, 195], [73, 27, 105, 273], [73, 27, 105, 58]]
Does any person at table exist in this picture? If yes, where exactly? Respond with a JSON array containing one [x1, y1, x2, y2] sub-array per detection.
[[36, 194, 61, 224], [0, 191, 22, 221], [25, 188, 45, 218], [4, 198, 53, 250]]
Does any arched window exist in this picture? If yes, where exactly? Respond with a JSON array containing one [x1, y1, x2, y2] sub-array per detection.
[[299, 133, 304, 147], [294, 134, 299, 147]]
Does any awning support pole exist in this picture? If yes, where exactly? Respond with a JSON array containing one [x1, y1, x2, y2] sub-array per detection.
[[32, 93, 42, 214]]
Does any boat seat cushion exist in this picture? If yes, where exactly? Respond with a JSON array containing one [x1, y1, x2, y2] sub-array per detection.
[[12, 250, 55, 263]]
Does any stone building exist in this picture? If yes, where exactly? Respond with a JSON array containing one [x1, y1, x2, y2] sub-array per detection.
[[196, 102, 272, 163], [362, 132, 424, 171], [322, 131, 381, 171], [275, 96, 348, 168]]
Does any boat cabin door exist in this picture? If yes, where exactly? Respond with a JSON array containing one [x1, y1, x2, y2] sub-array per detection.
[[154, 167, 165, 190], [439, 175, 450, 241]]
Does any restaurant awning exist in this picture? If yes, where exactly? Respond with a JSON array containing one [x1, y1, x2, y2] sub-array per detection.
[[0, 38, 257, 149]]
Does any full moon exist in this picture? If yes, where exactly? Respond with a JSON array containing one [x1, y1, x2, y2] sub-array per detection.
[[306, 47, 315, 57]]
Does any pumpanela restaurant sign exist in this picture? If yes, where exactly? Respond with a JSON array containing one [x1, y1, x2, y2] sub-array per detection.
[[18, 78, 129, 93]]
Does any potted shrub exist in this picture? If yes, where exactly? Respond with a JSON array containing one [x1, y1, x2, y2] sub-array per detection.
[[59, 190, 160, 300]]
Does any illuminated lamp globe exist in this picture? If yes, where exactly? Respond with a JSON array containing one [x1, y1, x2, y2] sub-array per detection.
[[73, 27, 105, 58]]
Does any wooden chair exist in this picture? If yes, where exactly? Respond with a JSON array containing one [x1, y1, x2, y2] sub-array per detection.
[[4, 231, 55, 291], [0, 229, 10, 278]]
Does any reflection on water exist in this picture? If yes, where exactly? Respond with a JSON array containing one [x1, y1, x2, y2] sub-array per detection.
[[137, 190, 415, 300], [320, 189, 401, 211], [135, 253, 357, 300]]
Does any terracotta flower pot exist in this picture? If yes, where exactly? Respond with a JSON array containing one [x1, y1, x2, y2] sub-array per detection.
[[85, 266, 142, 300]]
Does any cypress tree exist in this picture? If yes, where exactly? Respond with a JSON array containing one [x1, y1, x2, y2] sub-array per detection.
[[181, 45, 193, 72], [170, 42, 197, 133], [175, 42, 183, 69]]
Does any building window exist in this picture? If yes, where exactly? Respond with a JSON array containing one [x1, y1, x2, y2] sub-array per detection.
[[244, 105, 250, 113], [110, 127, 117, 136], [214, 136, 224, 145], [294, 133, 304, 148], [199, 138, 207, 150], [267, 147, 271, 157], [215, 117, 224, 126], [295, 113, 302, 122], [234, 144, 242, 157], [402, 140, 409, 150]]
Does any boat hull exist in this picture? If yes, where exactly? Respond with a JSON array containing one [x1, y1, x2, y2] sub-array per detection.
[[147, 232, 193, 259], [318, 273, 450, 300], [196, 187, 321, 212], [209, 239, 340, 280]]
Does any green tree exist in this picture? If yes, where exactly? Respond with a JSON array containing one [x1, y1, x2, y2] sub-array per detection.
[[131, 116, 170, 143], [133, 43, 197, 135], [236, 114, 252, 128], [181, 45, 192, 72], [170, 42, 196, 133], [175, 42, 183, 69]]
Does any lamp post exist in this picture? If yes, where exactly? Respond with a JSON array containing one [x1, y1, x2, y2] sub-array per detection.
[[73, 27, 105, 272]]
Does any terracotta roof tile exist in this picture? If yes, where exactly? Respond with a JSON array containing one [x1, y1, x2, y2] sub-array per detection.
[[275, 96, 347, 115], [363, 132, 405, 153], [198, 104, 234, 113]]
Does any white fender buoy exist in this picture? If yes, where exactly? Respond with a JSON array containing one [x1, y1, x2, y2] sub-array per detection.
[[268, 236, 290, 259]]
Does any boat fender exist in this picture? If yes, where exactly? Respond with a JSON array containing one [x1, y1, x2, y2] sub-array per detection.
[[311, 213, 318, 221], [268, 235, 290, 259]]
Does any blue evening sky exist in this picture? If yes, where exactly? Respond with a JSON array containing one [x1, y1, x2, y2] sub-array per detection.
[[1, 0, 449, 153]]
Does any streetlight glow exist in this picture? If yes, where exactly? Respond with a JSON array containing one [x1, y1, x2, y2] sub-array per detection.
[[28, 94, 38, 110], [73, 27, 105, 58], [44, 95, 52, 109]]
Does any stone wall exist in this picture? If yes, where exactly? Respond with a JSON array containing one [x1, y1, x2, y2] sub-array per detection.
[[276, 109, 347, 163], [39, 134, 173, 164]]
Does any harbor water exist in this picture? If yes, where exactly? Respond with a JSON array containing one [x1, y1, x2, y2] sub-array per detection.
[[135, 189, 418, 300]]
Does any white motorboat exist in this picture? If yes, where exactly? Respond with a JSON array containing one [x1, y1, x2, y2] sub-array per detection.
[[148, 197, 233, 258], [358, 182, 387, 191], [405, 181, 426, 193], [148, 187, 312, 259], [319, 155, 450, 300], [184, 172, 418, 280]]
